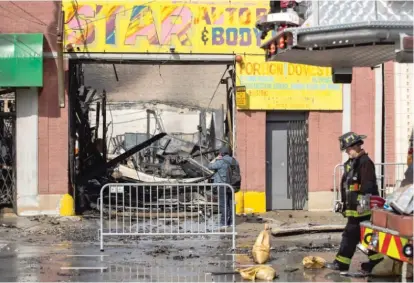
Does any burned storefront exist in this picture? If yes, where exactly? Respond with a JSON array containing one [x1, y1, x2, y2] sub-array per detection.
[[68, 62, 236, 214], [63, 0, 339, 216]]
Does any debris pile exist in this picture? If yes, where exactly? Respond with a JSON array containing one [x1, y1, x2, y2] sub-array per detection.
[[71, 85, 232, 213]]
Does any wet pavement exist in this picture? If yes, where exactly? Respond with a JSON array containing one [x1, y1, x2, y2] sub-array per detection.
[[0, 238, 403, 282], [0, 212, 405, 282]]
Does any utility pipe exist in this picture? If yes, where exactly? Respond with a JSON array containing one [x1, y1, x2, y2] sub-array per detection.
[[57, 8, 65, 108]]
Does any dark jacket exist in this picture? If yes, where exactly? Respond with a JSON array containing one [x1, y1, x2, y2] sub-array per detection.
[[340, 151, 379, 218]]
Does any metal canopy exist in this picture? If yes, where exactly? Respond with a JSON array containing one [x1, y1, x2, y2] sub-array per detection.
[[268, 45, 396, 68], [261, 21, 413, 68]]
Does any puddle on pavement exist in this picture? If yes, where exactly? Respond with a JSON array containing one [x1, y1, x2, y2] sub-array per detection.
[[0, 241, 405, 282]]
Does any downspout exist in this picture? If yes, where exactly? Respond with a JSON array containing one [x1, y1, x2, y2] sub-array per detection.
[[57, 7, 65, 108], [381, 63, 385, 197], [374, 64, 383, 197], [231, 67, 237, 158], [68, 62, 76, 199], [225, 77, 233, 150]]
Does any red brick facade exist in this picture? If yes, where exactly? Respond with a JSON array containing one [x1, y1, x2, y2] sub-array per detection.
[[236, 110, 344, 194], [236, 111, 266, 192], [0, 1, 69, 195], [384, 62, 396, 165], [0, 1, 58, 52], [38, 59, 69, 195], [0, 1, 398, 209], [236, 65, 396, 209], [308, 111, 342, 192], [351, 68, 376, 155]]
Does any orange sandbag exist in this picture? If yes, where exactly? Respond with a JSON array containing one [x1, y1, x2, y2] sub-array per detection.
[[238, 265, 277, 281], [302, 256, 326, 269], [252, 224, 271, 264]]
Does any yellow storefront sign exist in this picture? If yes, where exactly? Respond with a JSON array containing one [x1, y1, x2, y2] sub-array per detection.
[[236, 86, 247, 107], [236, 55, 343, 110], [63, 0, 273, 54]]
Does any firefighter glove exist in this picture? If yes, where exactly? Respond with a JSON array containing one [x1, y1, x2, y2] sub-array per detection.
[[334, 201, 344, 213]]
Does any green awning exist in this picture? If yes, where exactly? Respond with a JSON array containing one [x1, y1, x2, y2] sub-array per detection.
[[0, 33, 43, 87]]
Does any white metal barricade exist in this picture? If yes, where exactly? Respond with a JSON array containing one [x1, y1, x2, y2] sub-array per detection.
[[99, 183, 237, 251], [100, 257, 236, 282], [333, 162, 408, 208]]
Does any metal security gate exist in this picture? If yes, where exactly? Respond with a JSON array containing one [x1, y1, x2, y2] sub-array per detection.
[[0, 97, 16, 208], [287, 120, 308, 210]]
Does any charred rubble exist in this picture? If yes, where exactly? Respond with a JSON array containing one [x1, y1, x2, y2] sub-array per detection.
[[70, 85, 235, 214]]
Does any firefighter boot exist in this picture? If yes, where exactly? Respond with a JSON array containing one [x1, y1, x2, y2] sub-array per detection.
[[326, 260, 350, 272], [360, 258, 383, 273]]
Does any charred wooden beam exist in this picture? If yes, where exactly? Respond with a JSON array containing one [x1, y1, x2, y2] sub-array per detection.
[[80, 88, 97, 114], [76, 133, 167, 184], [95, 102, 100, 141], [85, 88, 97, 105], [102, 90, 107, 162], [73, 89, 104, 173]]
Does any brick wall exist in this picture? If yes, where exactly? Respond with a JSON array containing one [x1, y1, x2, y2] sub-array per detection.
[[0, 1, 69, 195], [308, 111, 342, 192], [0, 1, 58, 52], [237, 110, 343, 193], [384, 62, 396, 165], [351, 68, 376, 155], [38, 59, 69, 195], [235, 74, 386, 199], [236, 111, 266, 192], [350, 65, 396, 186], [383, 62, 396, 186]]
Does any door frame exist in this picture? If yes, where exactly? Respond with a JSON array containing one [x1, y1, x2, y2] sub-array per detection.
[[265, 111, 308, 211]]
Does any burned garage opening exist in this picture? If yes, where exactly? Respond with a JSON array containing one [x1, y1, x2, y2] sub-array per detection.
[[68, 61, 236, 217]]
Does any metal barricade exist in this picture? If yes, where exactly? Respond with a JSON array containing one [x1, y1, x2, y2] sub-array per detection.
[[100, 257, 236, 282], [333, 162, 408, 208], [99, 183, 237, 251]]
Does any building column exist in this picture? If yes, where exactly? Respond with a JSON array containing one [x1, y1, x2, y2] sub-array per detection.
[[374, 65, 383, 164], [342, 84, 351, 162], [16, 88, 39, 216]]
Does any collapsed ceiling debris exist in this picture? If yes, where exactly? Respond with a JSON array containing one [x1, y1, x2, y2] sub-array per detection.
[[70, 80, 233, 214]]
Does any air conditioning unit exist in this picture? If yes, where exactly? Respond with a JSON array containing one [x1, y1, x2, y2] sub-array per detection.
[[332, 68, 353, 84], [396, 33, 413, 64]]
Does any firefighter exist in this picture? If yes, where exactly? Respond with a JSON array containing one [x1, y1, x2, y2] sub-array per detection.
[[326, 132, 384, 273]]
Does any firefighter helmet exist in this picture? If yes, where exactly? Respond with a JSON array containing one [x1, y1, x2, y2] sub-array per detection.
[[339, 132, 367, 151]]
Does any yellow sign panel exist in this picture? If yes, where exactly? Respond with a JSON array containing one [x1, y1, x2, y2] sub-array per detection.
[[236, 86, 247, 107], [63, 0, 274, 54], [236, 55, 343, 110]]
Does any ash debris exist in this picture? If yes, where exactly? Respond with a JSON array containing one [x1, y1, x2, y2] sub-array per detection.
[[71, 86, 233, 217]]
